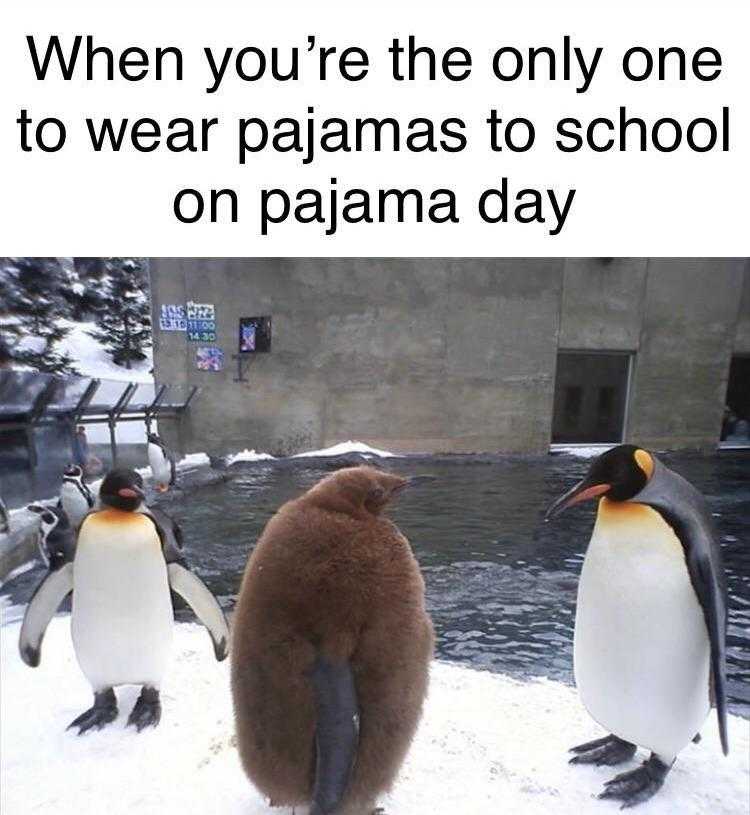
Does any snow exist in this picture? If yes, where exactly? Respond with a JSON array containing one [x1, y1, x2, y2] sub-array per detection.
[[55, 319, 153, 384], [292, 440, 399, 459], [177, 452, 212, 468], [1, 618, 747, 815], [225, 449, 276, 466], [550, 444, 616, 459]]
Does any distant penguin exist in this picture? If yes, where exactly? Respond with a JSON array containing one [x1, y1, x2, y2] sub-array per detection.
[[58, 464, 94, 528], [19, 468, 229, 734], [545, 445, 728, 806], [0, 494, 8, 534], [232, 466, 434, 815], [29, 505, 76, 570], [147, 432, 176, 493]]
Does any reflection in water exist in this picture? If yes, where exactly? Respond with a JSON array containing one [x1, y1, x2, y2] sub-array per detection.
[[2, 452, 749, 716]]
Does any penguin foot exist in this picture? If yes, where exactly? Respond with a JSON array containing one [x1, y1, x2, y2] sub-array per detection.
[[569, 734, 637, 766], [127, 687, 161, 732], [67, 688, 118, 735], [598, 754, 672, 808]]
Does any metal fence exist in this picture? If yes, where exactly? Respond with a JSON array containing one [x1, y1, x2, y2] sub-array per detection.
[[0, 370, 197, 468]]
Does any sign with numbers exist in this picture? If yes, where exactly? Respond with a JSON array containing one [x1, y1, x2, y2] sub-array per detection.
[[159, 304, 186, 331], [186, 301, 217, 342]]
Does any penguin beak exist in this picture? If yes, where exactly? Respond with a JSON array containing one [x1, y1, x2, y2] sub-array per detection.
[[118, 486, 144, 500], [544, 480, 611, 521]]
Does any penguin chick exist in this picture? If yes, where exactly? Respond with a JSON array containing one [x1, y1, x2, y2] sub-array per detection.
[[231, 466, 434, 815]]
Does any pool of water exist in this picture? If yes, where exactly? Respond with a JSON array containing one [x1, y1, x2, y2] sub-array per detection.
[[3, 451, 749, 716]]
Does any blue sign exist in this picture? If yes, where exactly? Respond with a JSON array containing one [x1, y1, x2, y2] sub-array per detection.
[[186, 301, 216, 342], [159, 304, 186, 331]]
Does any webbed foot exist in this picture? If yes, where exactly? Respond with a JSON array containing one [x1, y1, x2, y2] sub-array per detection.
[[67, 688, 118, 734], [569, 734, 637, 766], [126, 686, 161, 732], [598, 754, 672, 808]]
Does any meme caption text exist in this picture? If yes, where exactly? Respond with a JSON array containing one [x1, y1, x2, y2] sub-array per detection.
[[17, 34, 731, 238]]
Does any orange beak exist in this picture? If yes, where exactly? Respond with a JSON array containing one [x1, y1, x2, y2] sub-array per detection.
[[544, 481, 610, 521]]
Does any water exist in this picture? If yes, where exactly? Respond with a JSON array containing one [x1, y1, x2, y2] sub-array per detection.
[[3, 452, 749, 716]]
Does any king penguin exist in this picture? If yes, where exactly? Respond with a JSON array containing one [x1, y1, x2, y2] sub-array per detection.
[[147, 432, 176, 493], [19, 468, 229, 733], [545, 444, 728, 806], [232, 466, 434, 815], [58, 464, 94, 528]]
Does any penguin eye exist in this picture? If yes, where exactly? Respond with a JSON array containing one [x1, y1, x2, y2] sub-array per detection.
[[42, 512, 56, 524]]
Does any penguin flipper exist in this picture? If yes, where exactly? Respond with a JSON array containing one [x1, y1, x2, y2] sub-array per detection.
[[144, 508, 184, 564], [309, 655, 359, 815], [166, 562, 229, 660], [639, 462, 729, 756], [169, 455, 177, 487], [19, 562, 74, 667]]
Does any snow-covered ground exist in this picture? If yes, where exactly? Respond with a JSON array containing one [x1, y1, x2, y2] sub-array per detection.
[[224, 442, 400, 466], [55, 320, 153, 384], [225, 449, 277, 466], [292, 440, 399, 459], [1, 618, 747, 815], [549, 444, 616, 459]]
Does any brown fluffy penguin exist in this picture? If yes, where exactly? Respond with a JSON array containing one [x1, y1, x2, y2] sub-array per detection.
[[231, 466, 434, 815]]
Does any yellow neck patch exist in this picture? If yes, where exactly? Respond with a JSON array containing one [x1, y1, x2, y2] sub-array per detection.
[[634, 448, 654, 479]]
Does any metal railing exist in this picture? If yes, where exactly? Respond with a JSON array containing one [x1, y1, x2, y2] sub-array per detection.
[[0, 370, 198, 468]]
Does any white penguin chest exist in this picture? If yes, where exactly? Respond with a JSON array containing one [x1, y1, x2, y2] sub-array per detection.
[[148, 444, 169, 479], [61, 482, 89, 519], [71, 510, 173, 688], [574, 499, 711, 759]]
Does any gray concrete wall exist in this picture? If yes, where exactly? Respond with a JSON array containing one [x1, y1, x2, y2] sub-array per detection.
[[734, 262, 750, 353], [150, 258, 748, 455], [150, 259, 564, 455], [626, 259, 745, 450]]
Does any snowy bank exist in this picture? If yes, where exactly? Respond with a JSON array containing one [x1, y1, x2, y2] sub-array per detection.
[[225, 449, 277, 466], [224, 441, 400, 467], [1, 618, 747, 815], [549, 444, 616, 460], [292, 441, 399, 458]]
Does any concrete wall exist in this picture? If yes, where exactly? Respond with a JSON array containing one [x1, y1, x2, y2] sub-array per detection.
[[150, 258, 748, 455], [734, 262, 750, 353], [626, 259, 745, 449], [151, 259, 564, 455]]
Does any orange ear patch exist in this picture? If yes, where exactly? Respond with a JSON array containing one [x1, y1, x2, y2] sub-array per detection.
[[634, 448, 654, 479]]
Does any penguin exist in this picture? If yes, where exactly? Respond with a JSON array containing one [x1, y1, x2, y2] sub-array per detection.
[[19, 468, 229, 734], [231, 466, 434, 815], [28, 504, 76, 570], [147, 432, 176, 493], [545, 444, 728, 807], [0, 493, 8, 534], [58, 464, 94, 528]]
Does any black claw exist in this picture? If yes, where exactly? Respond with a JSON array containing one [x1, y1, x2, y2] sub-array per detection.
[[598, 754, 672, 808], [67, 688, 118, 734], [568, 734, 637, 767], [127, 687, 161, 732], [569, 735, 616, 754]]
